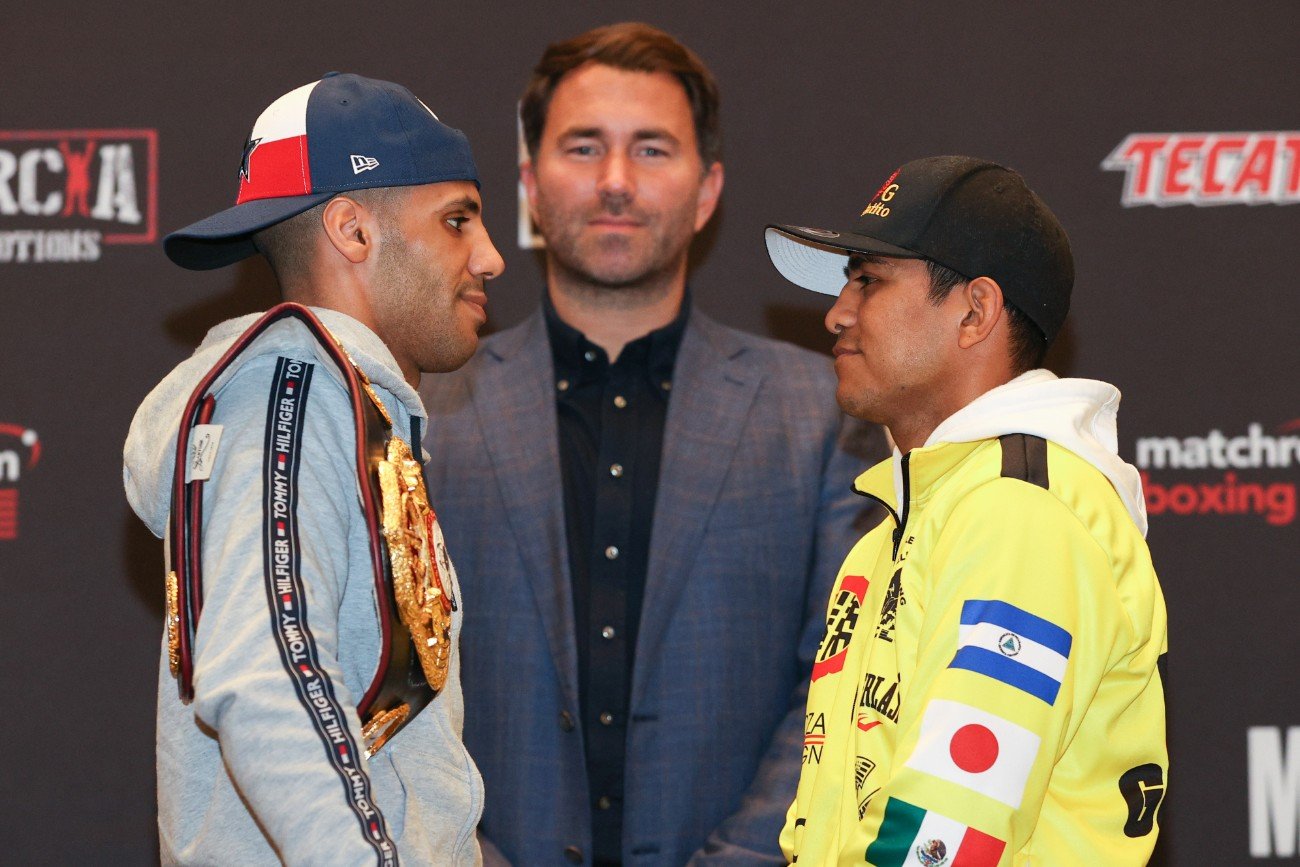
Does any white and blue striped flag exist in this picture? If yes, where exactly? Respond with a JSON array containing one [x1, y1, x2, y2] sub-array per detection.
[[948, 600, 1072, 705]]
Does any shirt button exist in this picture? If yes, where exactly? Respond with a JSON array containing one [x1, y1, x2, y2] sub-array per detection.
[[609, 463, 624, 478], [661, 380, 672, 391], [604, 545, 619, 560], [563, 845, 584, 864], [599, 711, 614, 726], [613, 395, 628, 409], [584, 349, 597, 362], [556, 379, 570, 392], [601, 625, 616, 640], [597, 796, 612, 810], [559, 710, 576, 731]]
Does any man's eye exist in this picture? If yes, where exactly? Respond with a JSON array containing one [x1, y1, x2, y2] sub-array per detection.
[[446, 216, 468, 231], [638, 146, 668, 157], [568, 144, 599, 156]]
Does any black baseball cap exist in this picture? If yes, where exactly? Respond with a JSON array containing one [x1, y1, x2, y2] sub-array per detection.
[[164, 72, 480, 271], [765, 155, 1074, 344]]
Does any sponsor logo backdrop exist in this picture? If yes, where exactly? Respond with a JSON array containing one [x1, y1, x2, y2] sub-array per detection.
[[1, 1, 1296, 863]]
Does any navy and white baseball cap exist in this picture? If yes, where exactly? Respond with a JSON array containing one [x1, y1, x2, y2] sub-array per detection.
[[164, 72, 480, 270]]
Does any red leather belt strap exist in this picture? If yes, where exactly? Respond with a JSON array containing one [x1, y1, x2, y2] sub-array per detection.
[[167, 301, 433, 736]]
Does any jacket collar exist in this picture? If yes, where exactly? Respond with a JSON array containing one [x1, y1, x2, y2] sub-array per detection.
[[854, 439, 987, 521]]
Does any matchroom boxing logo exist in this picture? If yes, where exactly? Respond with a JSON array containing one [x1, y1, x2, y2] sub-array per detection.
[[1135, 421, 1299, 526], [0, 424, 40, 541], [0, 129, 158, 263], [1102, 132, 1300, 206]]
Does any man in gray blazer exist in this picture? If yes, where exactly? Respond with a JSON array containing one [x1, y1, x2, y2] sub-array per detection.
[[421, 23, 884, 866]]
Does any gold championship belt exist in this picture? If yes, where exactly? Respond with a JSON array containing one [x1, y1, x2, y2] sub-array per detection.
[[376, 435, 454, 694], [166, 303, 443, 758]]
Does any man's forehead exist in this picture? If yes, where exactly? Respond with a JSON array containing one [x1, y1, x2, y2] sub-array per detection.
[[557, 61, 688, 99], [547, 63, 694, 133]]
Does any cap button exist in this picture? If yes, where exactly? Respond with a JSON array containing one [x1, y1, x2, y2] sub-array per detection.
[[321, 71, 341, 78]]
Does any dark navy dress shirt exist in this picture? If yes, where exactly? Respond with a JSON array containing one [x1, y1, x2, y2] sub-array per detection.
[[544, 292, 689, 865]]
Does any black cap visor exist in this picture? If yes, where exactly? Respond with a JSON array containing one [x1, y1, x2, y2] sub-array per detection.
[[163, 192, 336, 271], [765, 224, 921, 296]]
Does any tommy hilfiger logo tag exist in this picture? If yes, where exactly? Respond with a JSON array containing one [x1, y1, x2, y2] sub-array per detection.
[[186, 424, 224, 482], [350, 154, 380, 174]]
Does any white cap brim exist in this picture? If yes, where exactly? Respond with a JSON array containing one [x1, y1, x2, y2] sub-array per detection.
[[765, 223, 924, 296], [764, 227, 851, 296]]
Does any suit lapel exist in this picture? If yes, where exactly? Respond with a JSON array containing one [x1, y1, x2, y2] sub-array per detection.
[[633, 312, 763, 697], [472, 310, 580, 708]]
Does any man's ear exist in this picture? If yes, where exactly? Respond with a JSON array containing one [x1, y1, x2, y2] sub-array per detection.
[[321, 196, 374, 264], [957, 276, 1006, 349], [694, 160, 724, 231], [520, 158, 541, 225]]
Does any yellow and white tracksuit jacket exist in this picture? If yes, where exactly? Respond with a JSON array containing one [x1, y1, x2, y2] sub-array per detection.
[[781, 370, 1168, 866]]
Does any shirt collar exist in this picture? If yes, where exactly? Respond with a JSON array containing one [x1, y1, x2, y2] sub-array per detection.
[[543, 288, 692, 385]]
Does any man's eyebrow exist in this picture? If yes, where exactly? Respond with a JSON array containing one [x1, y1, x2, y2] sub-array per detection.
[[631, 128, 680, 144], [440, 196, 480, 214], [556, 126, 680, 144], [557, 126, 604, 140]]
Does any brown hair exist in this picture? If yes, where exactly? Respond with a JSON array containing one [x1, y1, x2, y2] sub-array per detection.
[[519, 22, 723, 166]]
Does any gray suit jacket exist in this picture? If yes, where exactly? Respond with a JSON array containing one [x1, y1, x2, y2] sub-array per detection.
[[421, 306, 884, 866]]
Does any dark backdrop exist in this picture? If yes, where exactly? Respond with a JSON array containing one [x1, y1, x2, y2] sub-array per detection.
[[2, 2, 1297, 863]]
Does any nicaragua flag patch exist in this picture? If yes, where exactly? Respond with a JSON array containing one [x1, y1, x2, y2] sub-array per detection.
[[866, 796, 1005, 866], [903, 699, 1041, 808], [948, 599, 1072, 705]]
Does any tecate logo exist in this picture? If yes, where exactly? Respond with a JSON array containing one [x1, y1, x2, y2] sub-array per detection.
[[0, 424, 40, 541], [1135, 422, 1299, 526], [0, 129, 158, 263], [1102, 132, 1300, 206]]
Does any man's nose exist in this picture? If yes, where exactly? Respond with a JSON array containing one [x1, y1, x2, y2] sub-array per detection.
[[471, 232, 506, 282], [597, 153, 635, 201], [825, 282, 857, 336]]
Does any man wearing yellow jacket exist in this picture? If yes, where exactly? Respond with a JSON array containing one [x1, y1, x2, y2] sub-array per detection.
[[764, 156, 1168, 866]]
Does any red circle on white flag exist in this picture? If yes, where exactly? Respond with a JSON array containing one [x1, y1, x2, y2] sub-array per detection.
[[950, 723, 999, 773]]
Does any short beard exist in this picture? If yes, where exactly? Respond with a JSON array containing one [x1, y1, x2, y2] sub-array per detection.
[[373, 230, 477, 374], [535, 191, 695, 299]]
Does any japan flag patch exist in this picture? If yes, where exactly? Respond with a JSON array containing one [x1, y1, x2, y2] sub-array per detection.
[[903, 699, 1041, 808]]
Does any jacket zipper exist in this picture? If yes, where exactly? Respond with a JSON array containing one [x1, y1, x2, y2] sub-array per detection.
[[891, 453, 911, 560], [852, 452, 912, 561]]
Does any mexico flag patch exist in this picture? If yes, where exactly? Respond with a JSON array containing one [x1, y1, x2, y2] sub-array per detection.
[[904, 698, 1040, 808], [865, 797, 1005, 866]]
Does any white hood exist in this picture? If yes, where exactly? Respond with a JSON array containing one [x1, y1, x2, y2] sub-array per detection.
[[124, 307, 425, 538], [921, 369, 1148, 536]]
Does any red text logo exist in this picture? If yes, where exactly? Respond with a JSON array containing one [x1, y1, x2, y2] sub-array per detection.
[[1136, 422, 1298, 526], [0, 129, 158, 263], [1102, 132, 1300, 206]]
